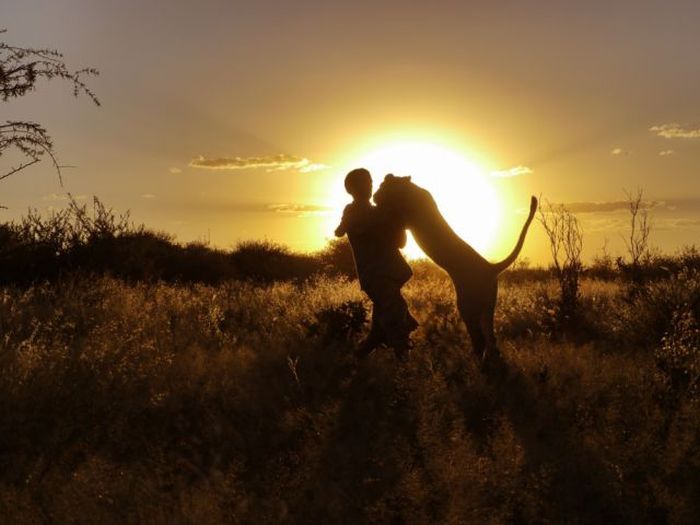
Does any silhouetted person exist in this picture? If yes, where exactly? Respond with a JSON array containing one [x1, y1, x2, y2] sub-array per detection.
[[335, 168, 417, 359]]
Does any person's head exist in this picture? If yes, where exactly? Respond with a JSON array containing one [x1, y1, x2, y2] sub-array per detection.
[[344, 168, 372, 201]]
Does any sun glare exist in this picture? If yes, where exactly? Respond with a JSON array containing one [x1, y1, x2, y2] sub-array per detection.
[[331, 141, 501, 259]]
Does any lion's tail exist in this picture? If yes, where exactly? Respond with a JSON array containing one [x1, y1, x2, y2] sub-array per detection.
[[491, 196, 538, 274]]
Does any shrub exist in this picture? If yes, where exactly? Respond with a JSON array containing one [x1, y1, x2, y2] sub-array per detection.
[[655, 304, 700, 397], [317, 237, 356, 278], [620, 268, 700, 350], [230, 240, 320, 282], [537, 200, 584, 329]]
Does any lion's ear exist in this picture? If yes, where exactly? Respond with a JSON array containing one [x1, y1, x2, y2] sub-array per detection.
[[406, 176, 412, 182], [384, 173, 395, 181]]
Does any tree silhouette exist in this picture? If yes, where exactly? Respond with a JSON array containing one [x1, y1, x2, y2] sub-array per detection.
[[538, 198, 584, 327], [0, 29, 99, 192], [624, 188, 653, 274]]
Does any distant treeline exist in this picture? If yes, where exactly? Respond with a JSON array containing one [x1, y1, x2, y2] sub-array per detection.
[[0, 197, 698, 286], [0, 198, 356, 286]]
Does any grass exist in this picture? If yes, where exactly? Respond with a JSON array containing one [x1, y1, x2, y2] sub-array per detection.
[[1, 267, 699, 524]]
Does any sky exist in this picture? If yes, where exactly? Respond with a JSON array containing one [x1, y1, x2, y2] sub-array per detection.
[[1, 0, 699, 264]]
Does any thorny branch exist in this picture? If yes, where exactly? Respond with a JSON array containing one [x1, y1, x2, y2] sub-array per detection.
[[0, 29, 99, 183]]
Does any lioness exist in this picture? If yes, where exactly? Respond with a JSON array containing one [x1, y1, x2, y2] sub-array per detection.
[[373, 174, 538, 360]]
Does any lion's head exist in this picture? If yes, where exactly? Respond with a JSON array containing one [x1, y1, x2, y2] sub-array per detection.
[[373, 174, 433, 227], [373, 173, 411, 224]]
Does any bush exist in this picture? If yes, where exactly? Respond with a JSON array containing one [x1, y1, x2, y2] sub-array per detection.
[[317, 237, 356, 279], [0, 202, 332, 285], [656, 304, 700, 397], [620, 268, 700, 350], [229, 240, 320, 283]]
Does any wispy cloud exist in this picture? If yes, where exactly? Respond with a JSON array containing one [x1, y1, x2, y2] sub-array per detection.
[[533, 199, 700, 237], [610, 147, 630, 156], [267, 203, 332, 217], [652, 218, 700, 231], [659, 150, 675, 156], [189, 154, 328, 173], [490, 165, 532, 178], [669, 218, 700, 227], [298, 162, 328, 173], [141, 194, 157, 199], [558, 200, 664, 214], [168, 199, 334, 216], [41, 193, 88, 202], [169, 167, 182, 174], [650, 123, 700, 139]]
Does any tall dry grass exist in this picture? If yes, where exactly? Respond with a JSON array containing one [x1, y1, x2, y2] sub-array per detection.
[[0, 268, 698, 523]]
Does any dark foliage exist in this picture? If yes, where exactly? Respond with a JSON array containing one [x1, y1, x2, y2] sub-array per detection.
[[0, 198, 344, 285], [317, 237, 357, 279], [537, 200, 584, 330], [308, 300, 368, 340], [2, 199, 699, 291], [1, 203, 699, 523], [229, 240, 319, 283]]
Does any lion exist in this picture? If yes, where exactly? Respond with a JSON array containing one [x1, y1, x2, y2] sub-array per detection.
[[373, 174, 538, 360]]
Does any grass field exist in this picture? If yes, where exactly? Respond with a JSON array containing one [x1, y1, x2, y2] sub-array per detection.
[[1, 264, 698, 524]]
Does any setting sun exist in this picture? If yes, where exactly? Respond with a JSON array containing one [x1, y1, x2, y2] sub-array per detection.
[[331, 141, 502, 259]]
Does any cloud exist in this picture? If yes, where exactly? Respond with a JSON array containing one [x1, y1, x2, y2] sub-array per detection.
[[557, 200, 664, 214], [579, 217, 628, 233], [141, 194, 157, 199], [652, 218, 700, 231], [267, 203, 332, 217], [189, 154, 328, 173], [298, 162, 329, 173], [670, 218, 700, 227], [169, 167, 182, 174], [650, 123, 700, 139], [659, 150, 675, 156], [490, 165, 532, 178], [536, 198, 700, 237], [41, 193, 88, 202], [610, 147, 630, 156], [169, 198, 335, 216]]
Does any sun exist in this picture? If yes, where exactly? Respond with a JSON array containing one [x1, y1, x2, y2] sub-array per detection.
[[331, 141, 501, 259]]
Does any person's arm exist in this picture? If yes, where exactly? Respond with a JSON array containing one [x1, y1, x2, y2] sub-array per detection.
[[334, 205, 351, 237]]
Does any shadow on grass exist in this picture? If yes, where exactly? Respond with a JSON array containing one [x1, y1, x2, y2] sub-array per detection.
[[471, 351, 662, 523]]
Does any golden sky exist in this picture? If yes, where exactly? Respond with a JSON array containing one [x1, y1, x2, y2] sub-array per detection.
[[2, 1, 699, 264]]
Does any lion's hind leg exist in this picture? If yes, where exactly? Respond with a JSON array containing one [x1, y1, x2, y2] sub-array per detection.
[[461, 311, 498, 364], [479, 311, 499, 358], [458, 279, 501, 366], [478, 306, 508, 378], [458, 303, 486, 360]]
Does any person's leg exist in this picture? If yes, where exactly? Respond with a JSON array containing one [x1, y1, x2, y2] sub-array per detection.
[[380, 284, 416, 360], [357, 287, 386, 357], [404, 295, 419, 333]]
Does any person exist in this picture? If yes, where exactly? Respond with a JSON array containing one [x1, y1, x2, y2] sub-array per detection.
[[334, 168, 418, 359]]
